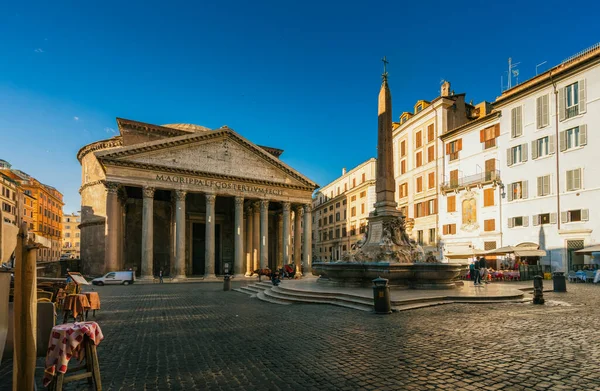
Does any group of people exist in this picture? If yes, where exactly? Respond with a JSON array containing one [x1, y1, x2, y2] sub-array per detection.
[[470, 257, 489, 286]]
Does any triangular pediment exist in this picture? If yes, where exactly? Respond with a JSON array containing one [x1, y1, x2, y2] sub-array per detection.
[[96, 129, 317, 189]]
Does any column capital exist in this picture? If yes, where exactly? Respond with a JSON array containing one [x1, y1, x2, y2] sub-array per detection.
[[234, 196, 245, 207], [303, 204, 312, 213], [104, 181, 120, 194], [174, 189, 187, 201], [282, 202, 291, 213], [142, 186, 155, 198], [117, 187, 128, 205], [294, 204, 304, 215], [205, 193, 216, 205], [260, 199, 269, 211], [252, 200, 261, 212]]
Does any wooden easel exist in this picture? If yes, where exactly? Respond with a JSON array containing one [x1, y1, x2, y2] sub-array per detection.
[[48, 335, 102, 391]]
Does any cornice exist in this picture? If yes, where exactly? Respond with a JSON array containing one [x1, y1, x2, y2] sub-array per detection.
[[440, 111, 502, 140], [117, 118, 189, 138], [96, 128, 318, 190], [79, 180, 105, 194], [77, 137, 123, 162], [100, 158, 316, 192]]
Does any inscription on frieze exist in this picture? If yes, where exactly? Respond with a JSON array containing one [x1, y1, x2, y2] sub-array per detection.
[[155, 174, 284, 196]]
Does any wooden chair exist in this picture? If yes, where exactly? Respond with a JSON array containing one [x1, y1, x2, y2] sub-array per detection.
[[47, 335, 102, 391], [38, 291, 54, 301], [38, 297, 52, 303]]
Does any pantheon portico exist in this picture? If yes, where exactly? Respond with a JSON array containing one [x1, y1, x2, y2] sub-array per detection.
[[77, 118, 317, 279]]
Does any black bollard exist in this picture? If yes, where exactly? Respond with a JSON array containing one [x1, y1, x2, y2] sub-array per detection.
[[533, 275, 544, 305]]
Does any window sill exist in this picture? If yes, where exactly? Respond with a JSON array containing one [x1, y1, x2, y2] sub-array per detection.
[[562, 145, 585, 154], [533, 154, 554, 161], [562, 112, 585, 123], [508, 161, 527, 168]]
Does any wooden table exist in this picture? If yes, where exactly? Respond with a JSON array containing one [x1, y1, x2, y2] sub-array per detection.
[[62, 294, 91, 323], [83, 292, 101, 319]]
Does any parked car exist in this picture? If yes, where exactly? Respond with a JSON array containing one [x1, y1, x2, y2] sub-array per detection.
[[91, 271, 135, 286]]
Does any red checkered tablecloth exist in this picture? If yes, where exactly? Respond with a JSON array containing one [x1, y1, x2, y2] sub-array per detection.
[[42, 321, 104, 386]]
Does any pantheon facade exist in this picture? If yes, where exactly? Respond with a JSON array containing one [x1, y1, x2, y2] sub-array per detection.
[[77, 118, 318, 279]]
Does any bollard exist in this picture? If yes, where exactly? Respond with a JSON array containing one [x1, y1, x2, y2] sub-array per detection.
[[223, 275, 232, 291], [372, 277, 392, 314], [552, 272, 567, 292], [533, 275, 545, 305]]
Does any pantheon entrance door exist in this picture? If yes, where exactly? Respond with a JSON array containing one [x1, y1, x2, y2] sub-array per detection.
[[192, 223, 206, 275]]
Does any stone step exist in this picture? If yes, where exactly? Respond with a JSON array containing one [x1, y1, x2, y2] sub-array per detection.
[[275, 285, 374, 306], [266, 287, 373, 312], [234, 287, 259, 295], [256, 290, 293, 305]]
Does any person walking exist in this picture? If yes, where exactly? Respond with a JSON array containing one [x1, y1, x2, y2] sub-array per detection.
[[159, 269, 164, 284], [469, 261, 475, 281], [479, 257, 488, 284], [473, 258, 481, 286]]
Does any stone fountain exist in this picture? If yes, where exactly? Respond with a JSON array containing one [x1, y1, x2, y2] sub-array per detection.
[[312, 61, 462, 289]]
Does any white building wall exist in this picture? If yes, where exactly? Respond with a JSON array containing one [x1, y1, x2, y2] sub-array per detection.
[[498, 61, 600, 271]]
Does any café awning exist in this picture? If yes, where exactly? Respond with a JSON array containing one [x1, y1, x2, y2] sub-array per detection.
[[575, 245, 600, 255], [486, 245, 546, 257], [514, 249, 547, 257]]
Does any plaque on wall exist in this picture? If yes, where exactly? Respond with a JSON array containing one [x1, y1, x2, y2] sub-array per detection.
[[369, 222, 383, 244]]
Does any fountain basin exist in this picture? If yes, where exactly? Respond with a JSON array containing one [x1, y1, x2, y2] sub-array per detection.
[[312, 262, 464, 289]]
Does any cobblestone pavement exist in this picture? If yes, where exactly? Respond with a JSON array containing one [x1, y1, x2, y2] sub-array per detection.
[[2, 281, 600, 390]]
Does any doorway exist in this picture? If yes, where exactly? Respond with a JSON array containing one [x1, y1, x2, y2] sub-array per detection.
[[192, 223, 205, 276]]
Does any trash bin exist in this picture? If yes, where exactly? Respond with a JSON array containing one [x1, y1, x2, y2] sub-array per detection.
[[372, 277, 391, 314], [553, 272, 567, 292], [223, 275, 232, 291]]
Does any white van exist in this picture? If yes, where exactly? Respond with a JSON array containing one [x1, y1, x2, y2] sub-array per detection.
[[91, 271, 135, 286]]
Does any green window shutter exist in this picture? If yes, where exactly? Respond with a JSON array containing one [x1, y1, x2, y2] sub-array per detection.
[[573, 168, 581, 190], [582, 209, 589, 221], [544, 175, 550, 195], [559, 87, 565, 121], [531, 140, 538, 159], [549, 135, 556, 154], [516, 106, 523, 137], [522, 181, 528, 199], [559, 131, 567, 152], [566, 170, 573, 191], [522, 143, 528, 162], [507, 183, 514, 202], [537, 176, 543, 196], [542, 94, 549, 127], [507, 148, 513, 166], [536, 96, 543, 129], [579, 124, 587, 146], [578, 79, 586, 114], [511, 108, 517, 137]]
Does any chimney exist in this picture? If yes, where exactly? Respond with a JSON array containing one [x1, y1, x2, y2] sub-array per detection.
[[342, 167, 347, 175], [441, 81, 451, 97]]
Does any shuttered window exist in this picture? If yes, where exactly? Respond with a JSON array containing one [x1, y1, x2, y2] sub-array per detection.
[[428, 172, 435, 189], [400, 140, 406, 157], [416, 151, 423, 167], [415, 131, 423, 148], [446, 139, 462, 161], [442, 224, 457, 235], [537, 175, 551, 196], [484, 219, 495, 232], [562, 209, 589, 223], [447, 195, 456, 212], [511, 106, 523, 138], [536, 94, 549, 128], [427, 124, 435, 143], [480, 124, 500, 149], [427, 145, 435, 162], [450, 170, 459, 187], [400, 160, 406, 174], [483, 188, 494, 207], [566, 168, 582, 191], [416, 176, 423, 193], [398, 182, 408, 198]]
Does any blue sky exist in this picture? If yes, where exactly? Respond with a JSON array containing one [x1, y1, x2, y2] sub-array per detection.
[[1, 0, 598, 213]]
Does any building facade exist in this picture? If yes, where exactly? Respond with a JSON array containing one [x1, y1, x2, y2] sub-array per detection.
[[78, 118, 318, 278], [0, 172, 19, 264], [392, 81, 476, 257], [312, 159, 376, 262], [438, 110, 502, 262], [494, 45, 600, 271], [62, 212, 81, 258]]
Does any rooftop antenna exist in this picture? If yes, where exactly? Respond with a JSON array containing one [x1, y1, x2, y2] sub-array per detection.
[[536, 61, 547, 75], [507, 57, 520, 89]]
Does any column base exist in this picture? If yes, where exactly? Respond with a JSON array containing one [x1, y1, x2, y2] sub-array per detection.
[[203, 274, 221, 281], [171, 275, 187, 282], [138, 275, 155, 281], [245, 271, 253, 277], [233, 274, 245, 280]]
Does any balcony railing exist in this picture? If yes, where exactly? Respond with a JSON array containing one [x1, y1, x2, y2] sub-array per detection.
[[566, 105, 579, 119], [441, 170, 500, 191]]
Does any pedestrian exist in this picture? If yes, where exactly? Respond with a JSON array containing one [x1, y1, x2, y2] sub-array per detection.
[[479, 257, 489, 284], [469, 261, 475, 281], [473, 257, 481, 286], [159, 269, 164, 284]]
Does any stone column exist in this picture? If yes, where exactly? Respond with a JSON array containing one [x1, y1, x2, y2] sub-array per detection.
[[252, 201, 260, 271], [204, 193, 216, 278], [117, 188, 127, 270], [140, 186, 155, 280], [173, 190, 187, 280], [259, 200, 269, 269], [277, 212, 283, 268], [282, 202, 291, 266], [245, 206, 253, 276], [169, 193, 176, 276], [104, 182, 120, 273], [234, 196, 244, 277], [293, 205, 303, 275], [303, 204, 312, 277]]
